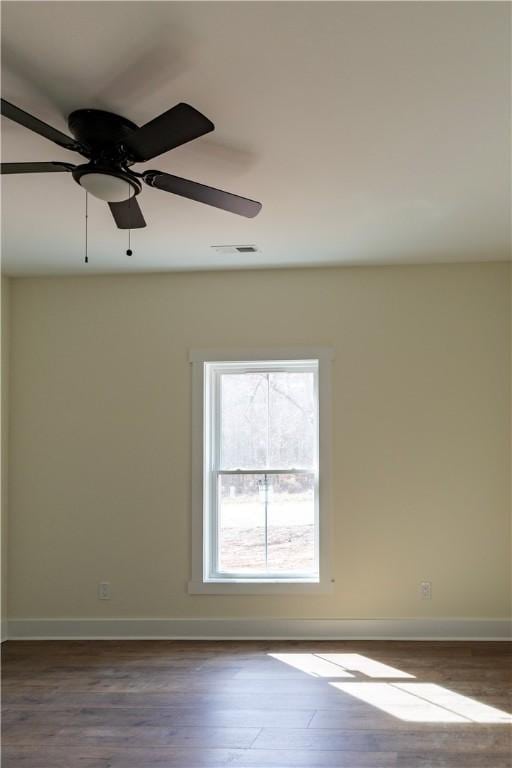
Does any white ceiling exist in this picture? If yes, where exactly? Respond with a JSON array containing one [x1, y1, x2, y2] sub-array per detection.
[[1, 1, 510, 275]]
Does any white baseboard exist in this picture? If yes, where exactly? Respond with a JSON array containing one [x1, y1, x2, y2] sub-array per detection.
[[6, 617, 512, 641]]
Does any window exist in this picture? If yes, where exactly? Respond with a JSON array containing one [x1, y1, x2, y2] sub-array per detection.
[[189, 348, 333, 594]]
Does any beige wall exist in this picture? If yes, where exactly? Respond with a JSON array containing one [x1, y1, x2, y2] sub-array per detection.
[[7, 262, 511, 620], [1, 277, 10, 638]]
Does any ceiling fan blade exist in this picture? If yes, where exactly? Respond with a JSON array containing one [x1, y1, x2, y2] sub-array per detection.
[[144, 171, 262, 218], [123, 103, 214, 162], [108, 196, 146, 229], [1, 99, 80, 152], [0, 161, 75, 174]]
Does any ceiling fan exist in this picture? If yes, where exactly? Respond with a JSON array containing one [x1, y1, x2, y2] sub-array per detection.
[[0, 99, 262, 228]]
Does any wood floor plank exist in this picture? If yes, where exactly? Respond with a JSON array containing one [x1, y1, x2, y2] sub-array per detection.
[[0, 688, 362, 711], [309, 705, 512, 731], [395, 756, 512, 768], [1, 746, 398, 767], [251, 725, 511, 752], [2, 705, 314, 729], [3, 724, 262, 749]]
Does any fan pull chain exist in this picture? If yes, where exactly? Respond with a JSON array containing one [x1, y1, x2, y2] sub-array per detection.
[[126, 182, 133, 256], [84, 191, 89, 264]]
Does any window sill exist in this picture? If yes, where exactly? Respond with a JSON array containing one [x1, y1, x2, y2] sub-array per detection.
[[187, 579, 333, 595]]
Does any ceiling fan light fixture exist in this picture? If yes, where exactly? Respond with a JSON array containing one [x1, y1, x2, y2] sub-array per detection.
[[76, 171, 140, 202]]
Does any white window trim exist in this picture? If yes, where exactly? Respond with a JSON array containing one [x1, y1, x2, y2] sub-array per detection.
[[188, 347, 334, 595]]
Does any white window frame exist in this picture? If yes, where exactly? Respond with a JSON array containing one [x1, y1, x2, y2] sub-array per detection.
[[188, 347, 333, 595]]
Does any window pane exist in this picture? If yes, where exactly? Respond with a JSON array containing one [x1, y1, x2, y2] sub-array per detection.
[[218, 472, 316, 574], [268, 372, 315, 469], [267, 472, 316, 572], [218, 474, 266, 572], [220, 370, 316, 470], [220, 373, 268, 469]]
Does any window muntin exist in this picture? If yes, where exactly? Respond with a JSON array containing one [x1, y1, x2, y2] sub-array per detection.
[[204, 360, 319, 582]]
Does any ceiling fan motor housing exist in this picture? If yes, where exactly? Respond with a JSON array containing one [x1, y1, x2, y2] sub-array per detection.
[[68, 109, 142, 202], [68, 109, 138, 158]]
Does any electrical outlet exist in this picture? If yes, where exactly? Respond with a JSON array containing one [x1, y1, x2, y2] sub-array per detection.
[[420, 581, 432, 600], [98, 582, 111, 600]]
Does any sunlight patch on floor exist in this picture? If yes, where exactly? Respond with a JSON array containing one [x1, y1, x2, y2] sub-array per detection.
[[317, 653, 415, 679], [331, 681, 469, 722], [394, 683, 512, 724], [268, 653, 354, 678], [267, 652, 512, 724]]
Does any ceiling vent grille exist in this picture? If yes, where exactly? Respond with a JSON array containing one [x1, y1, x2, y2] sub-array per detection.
[[211, 244, 259, 254]]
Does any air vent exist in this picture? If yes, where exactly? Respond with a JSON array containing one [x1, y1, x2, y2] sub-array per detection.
[[211, 244, 259, 255]]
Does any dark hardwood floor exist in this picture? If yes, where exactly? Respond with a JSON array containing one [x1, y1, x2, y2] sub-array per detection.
[[2, 640, 511, 767]]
